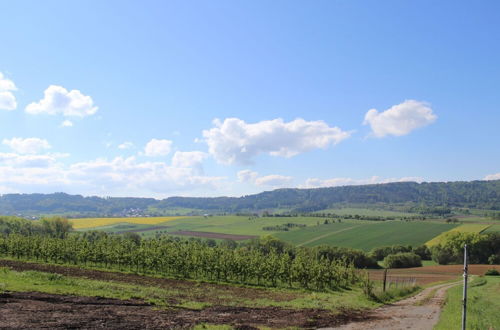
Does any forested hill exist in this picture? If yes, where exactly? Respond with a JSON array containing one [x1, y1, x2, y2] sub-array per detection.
[[0, 180, 499, 217]]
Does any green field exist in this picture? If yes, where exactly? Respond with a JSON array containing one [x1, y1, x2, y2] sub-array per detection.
[[435, 276, 500, 330], [85, 215, 332, 237], [77, 215, 460, 250], [484, 224, 500, 233], [275, 221, 458, 251]]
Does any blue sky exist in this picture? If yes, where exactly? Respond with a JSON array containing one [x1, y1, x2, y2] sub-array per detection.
[[0, 0, 499, 198]]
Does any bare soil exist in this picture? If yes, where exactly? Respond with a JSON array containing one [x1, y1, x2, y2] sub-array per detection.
[[368, 264, 500, 285], [0, 259, 367, 329], [0, 291, 365, 329], [169, 230, 257, 240]]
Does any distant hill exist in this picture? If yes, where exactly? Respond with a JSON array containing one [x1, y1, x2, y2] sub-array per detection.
[[0, 180, 499, 217]]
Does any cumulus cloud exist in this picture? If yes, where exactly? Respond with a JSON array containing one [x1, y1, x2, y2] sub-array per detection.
[[236, 169, 292, 188], [171, 151, 208, 173], [0, 72, 17, 111], [301, 176, 424, 188], [2, 137, 51, 154], [202, 118, 351, 165], [25, 85, 98, 117], [144, 139, 173, 157], [237, 169, 259, 183], [0, 152, 60, 168], [363, 100, 437, 137], [484, 173, 500, 181], [255, 174, 292, 187], [0, 153, 225, 197], [67, 157, 222, 192], [118, 142, 134, 150], [61, 120, 73, 127]]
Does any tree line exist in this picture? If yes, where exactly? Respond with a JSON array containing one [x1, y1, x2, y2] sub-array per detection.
[[1, 180, 498, 216]]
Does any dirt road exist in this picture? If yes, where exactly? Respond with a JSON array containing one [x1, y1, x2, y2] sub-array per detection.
[[323, 281, 461, 330]]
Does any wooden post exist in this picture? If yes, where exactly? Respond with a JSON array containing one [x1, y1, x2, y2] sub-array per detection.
[[462, 244, 468, 330], [383, 268, 388, 292]]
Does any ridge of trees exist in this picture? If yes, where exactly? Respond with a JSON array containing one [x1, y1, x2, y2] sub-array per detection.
[[0, 180, 498, 216]]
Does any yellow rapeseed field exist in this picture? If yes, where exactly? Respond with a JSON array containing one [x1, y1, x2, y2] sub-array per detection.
[[69, 216, 186, 229], [425, 224, 491, 246]]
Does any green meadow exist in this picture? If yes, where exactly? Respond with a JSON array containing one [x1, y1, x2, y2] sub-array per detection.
[[275, 221, 457, 251], [484, 224, 500, 233]]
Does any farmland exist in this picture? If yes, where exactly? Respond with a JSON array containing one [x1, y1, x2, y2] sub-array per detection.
[[69, 216, 185, 229], [484, 224, 500, 233], [276, 221, 457, 250], [1, 206, 499, 329], [70, 214, 460, 251]]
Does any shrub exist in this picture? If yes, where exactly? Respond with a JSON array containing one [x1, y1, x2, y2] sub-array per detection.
[[488, 254, 500, 265], [413, 245, 431, 260], [484, 269, 500, 276], [369, 245, 412, 261], [384, 252, 422, 268]]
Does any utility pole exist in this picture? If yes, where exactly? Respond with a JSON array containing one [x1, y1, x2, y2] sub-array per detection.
[[383, 268, 388, 292], [462, 244, 468, 330]]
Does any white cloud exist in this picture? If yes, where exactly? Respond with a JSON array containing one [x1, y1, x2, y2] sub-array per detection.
[[0, 72, 17, 111], [171, 151, 208, 172], [202, 117, 351, 165], [237, 169, 259, 183], [301, 175, 424, 188], [118, 142, 134, 150], [363, 100, 437, 137], [0, 152, 60, 168], [25, 85, 98, 117], [0, 153, 225, 197], [255, 174, 292, 188], [61, 120, 73, 127], [236, 169, 292, 188], [66, 156, 225, 195], [2, 137, 51, 154], [484, 173, 500, 181], [144, 139, 173, 157]]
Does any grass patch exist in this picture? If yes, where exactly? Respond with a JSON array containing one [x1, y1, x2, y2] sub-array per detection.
[[434, 276, 500, 330]]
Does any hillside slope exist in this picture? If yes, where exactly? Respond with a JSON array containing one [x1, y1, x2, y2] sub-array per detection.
[[0, 180, 498, 216]]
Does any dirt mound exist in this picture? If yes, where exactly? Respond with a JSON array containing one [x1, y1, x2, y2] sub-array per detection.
[[0, 291, 364, 329]]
